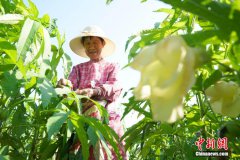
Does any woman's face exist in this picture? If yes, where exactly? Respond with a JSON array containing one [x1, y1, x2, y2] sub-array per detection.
[[82, 36, 105, 61]]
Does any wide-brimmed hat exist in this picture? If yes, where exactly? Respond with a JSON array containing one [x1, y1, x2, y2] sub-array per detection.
[[69, 25, 116, 58]]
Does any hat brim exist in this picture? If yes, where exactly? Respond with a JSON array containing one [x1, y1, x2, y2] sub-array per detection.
[[69, 35, 116, 58]]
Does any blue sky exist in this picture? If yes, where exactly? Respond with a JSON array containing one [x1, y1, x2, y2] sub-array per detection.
[[32, 0, 168, 90]]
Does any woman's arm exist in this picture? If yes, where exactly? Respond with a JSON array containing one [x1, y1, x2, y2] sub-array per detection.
[[97, 63, 122, 102], [73, 63, 122, 102], [68, 66, 79, 90]]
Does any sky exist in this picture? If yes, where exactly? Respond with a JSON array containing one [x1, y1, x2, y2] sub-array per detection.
[[31, 0, 169, 126]]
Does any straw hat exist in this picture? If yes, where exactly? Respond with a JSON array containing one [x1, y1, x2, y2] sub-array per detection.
[[69, 25, 116, 58]]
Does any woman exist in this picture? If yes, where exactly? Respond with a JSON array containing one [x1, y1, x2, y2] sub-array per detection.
[[58, 25, 127, 160]]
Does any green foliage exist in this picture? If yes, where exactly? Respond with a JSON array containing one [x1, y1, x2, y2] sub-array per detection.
[[2, 0, 240, 159], [47, 110, 70, 139], [0, 0, 121, 160], [121, 0, 240, 159]]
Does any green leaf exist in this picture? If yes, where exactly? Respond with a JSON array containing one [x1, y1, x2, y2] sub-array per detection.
[[105, 0, 113, 5], [16, 18, 41, 61], [122, 97, 151, 120], [0, 40, 17, 63], [46, 110, 69, 139], [27, 0, 39, 18], [172, 20, 187, 28], [87, 126, 99, 146], [99, 138, 112, 159], [125, 35, 137, 52], [50, 45, 64, 71], [0, 132, 24, 151], [25, 76, 36, 91], [41, 14, 50, 27], [154, 8, 175, 15], [160, 122, 173, 134], [0, 155, 9, 160], [70, 116, 89, 160], [0, 64, 15, 72], [189, 121, 207, 127], [121, 118, 150, 140], [203, 70, 222, 90], [0, 14, 24, 24], [55, 87, 72, 96], [70, 112, 121, 159], [37, 78, 57, 107], [62, 53, 73, 78], [12, 106, 27, 137], [140, 135, 157, 158], [39, 140, 59, 160], [0, 146, 8, 155], [0, 71, 20, 97], [159, 0, 240, 38], [20, 61, 30, 79], [182, 30, 222, 46], [40, 27, 51, 76], [78, 95, 109, 124]]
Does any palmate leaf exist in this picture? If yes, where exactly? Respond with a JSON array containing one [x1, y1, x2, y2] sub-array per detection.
[[121, 118, 152, 142], [70, 112, 122, 160], [124, 123, 154, 151], [122, 100, 151, 120]]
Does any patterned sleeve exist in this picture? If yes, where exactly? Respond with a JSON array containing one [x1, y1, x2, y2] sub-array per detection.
[[68, 66, 79, 91], [98, 63, 122, 102]]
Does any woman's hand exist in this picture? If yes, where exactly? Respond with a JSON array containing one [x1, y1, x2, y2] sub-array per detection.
[[75, 88, 98, 97], [57, 78, 73, 88]]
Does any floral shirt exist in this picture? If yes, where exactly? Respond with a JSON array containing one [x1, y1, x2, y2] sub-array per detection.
[[68, 59, 122, 111]]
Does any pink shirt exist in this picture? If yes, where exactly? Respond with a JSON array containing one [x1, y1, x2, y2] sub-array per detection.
[[68, 59, 122, 110], [68, 59, 126, 159]]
